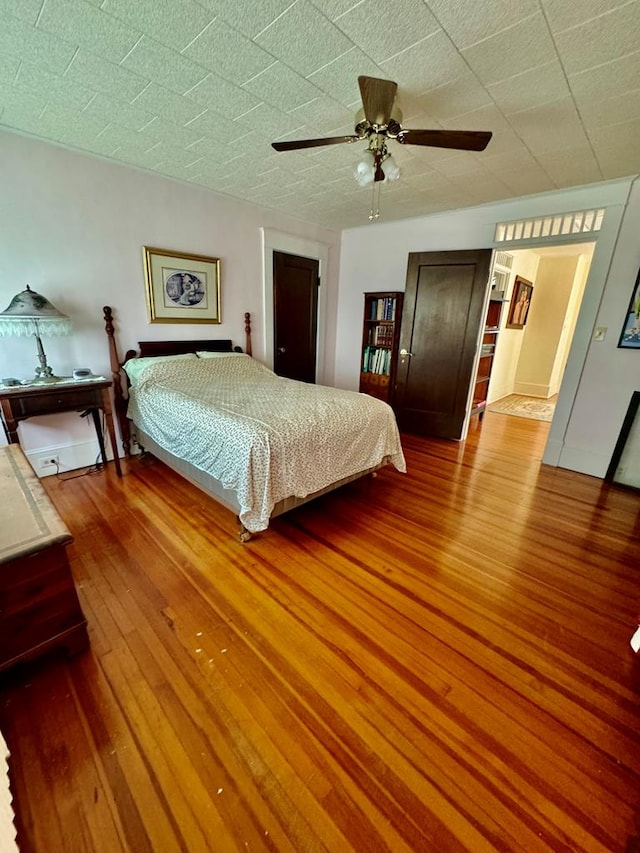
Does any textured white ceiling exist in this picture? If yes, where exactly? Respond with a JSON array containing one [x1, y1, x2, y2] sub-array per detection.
[[1, 0, 639, 229]]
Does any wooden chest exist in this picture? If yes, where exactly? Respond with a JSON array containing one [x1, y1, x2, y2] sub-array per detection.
[[0, 445, 88, 671]]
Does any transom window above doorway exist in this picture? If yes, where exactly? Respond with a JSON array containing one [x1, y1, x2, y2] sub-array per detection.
[[495, 209, 605, 245]]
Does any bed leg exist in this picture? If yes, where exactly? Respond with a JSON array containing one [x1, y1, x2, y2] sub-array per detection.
[[238, 520, 253, 543]]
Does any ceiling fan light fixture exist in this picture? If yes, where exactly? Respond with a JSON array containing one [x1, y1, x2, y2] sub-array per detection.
[[354, 150, 375, 186], [381, 154, 400, 182]]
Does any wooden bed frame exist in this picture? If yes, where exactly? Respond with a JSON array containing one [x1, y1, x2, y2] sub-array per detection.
[[104, 305, 252, 457], [103, 306, 386, 540]]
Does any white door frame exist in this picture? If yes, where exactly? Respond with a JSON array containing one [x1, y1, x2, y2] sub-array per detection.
[[484, 203, 628, 468], [261, 228, 329, 383]]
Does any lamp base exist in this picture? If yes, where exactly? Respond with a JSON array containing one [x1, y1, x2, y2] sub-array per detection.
[[31, 375, 65, 384], [32, 334, 64, 383], [33, 365, 62, 383]]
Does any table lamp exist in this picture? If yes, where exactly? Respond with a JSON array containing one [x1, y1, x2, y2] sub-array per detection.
[[0, 285, 72, 382]]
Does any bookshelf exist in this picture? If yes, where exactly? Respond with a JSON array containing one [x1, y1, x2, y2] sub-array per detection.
[[359, 291, 404, 405], [471, 297, 506, 419]]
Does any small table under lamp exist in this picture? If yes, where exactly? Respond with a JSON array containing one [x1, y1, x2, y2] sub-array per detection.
[[0, 285, 122, 477]]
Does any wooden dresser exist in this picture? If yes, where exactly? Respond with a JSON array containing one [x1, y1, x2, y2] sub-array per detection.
[[0, 445, 88, 671]]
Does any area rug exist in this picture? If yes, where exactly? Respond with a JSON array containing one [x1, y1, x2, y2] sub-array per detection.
[[487, 395, 555, 422]]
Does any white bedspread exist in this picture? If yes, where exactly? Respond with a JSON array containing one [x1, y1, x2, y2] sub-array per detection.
[[127, 355, 406, 532]]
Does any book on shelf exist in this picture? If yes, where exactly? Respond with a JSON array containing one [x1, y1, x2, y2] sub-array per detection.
[[369, 326, 394, 346], [369, 296, 396, 321], [362, 346, 391, 375]]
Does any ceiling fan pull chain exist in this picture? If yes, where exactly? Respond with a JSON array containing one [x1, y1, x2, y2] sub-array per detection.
[[369, 182, 381, 221]]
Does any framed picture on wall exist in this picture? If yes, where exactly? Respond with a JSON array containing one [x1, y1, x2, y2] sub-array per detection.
[[506, 276, 533, 330], [605, 390, 640, 484], [143, 246, 221, 324], [618, 267, 640, 348]]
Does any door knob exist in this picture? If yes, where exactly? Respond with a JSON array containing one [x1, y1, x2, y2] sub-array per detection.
[[400, 348, 412, 356], [278, 347, 286, 353]]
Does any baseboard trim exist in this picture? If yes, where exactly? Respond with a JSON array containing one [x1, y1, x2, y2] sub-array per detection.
[[556, 445, 609, 479], [513, 382, 552, 398], [542, 438, 563, 467], [25, 439, 109, 479]]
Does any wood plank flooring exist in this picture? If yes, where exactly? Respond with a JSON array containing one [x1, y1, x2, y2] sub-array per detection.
[[1, 411, 639, 852]]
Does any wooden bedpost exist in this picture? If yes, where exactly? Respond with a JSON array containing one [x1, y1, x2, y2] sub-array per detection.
[[244, 312, 252, 357], [103, 306, 131, 457]]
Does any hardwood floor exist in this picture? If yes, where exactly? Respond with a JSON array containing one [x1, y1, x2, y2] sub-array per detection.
[[1, 411, 639, 852]]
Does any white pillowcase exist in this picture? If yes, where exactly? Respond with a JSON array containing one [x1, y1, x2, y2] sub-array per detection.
[[196, 351, 247, 359], [123, 353, 197, 384]]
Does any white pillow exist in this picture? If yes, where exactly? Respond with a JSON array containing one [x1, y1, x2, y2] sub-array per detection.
[[196, 350, 246, 359], [123, 353, 197, 384]]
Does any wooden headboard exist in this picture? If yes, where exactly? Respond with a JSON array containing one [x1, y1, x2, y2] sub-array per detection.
[[136, 339, 235, 358], [103, 306, 252, 457]]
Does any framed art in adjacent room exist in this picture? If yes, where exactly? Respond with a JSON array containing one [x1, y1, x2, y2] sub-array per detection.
[[143, 246, 221, 323], [506, 276, 533, 329], [618, 267, 640, 348]]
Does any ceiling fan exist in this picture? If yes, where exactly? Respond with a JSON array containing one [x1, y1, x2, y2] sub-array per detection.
[[271, 76, 492, 184]]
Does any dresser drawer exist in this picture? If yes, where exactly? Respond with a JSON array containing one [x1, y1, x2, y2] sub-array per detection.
[[13, 388, 101, 417]]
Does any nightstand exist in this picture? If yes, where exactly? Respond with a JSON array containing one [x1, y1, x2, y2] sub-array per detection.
[[0, 377, 122, 477]]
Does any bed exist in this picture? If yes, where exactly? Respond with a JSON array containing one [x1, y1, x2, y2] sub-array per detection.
[[104, 307, 406, 540]]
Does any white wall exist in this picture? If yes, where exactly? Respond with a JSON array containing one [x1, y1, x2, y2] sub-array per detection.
[[553, 179, 640, 476], [488, 250, 539, 403], [338, 177, 639, 478], [549, 253, 590, 395], [0, 131, 341, 470], [515, 255, 578, 398]]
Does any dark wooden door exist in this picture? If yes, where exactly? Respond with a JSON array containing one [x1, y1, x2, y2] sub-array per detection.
[[394, 249, 492, 439], [273, 251, 319, 383]]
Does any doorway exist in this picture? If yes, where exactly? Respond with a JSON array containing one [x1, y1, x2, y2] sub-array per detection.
[[485, 242, 595, 424], [273, 251, 319, 383], [394, 249, 492, 439], [393, 241, 595, 441], [261, 228, 329, 384]]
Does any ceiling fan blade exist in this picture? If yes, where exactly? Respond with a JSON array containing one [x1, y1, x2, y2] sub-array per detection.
[[397, 129, 492, 151], [358, 76, 397, 126], [272, 135, 359, 152]]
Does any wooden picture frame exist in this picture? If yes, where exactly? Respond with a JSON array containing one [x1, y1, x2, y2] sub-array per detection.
[[506, 276, 533, 329], [617, 267, 640, 348], [605, 390, 640, 485], [143, 246, 221, 324]]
